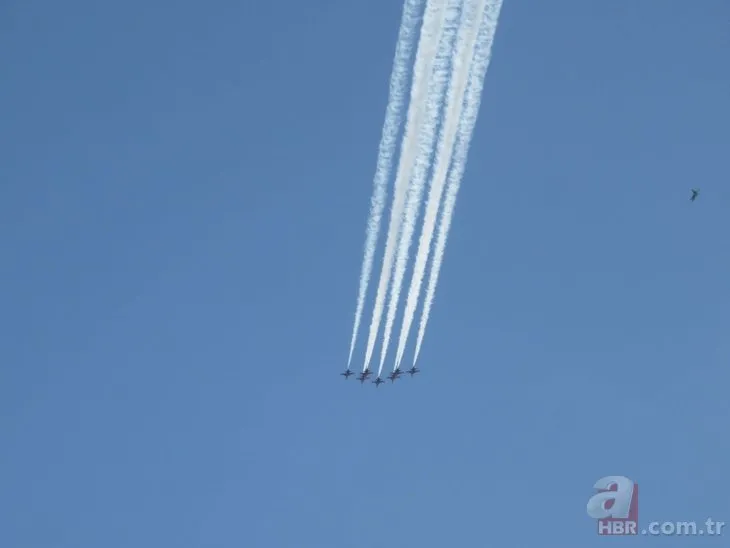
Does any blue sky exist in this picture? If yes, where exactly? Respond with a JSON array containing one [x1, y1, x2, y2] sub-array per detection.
[[1, 0, 728, 546]]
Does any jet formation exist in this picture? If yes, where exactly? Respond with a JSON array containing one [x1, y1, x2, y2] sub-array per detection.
[[341, 188, 699, 386], [341, 365, 419, 386]]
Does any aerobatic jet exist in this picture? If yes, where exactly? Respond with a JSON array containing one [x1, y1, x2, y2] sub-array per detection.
[[406, 366, 420, 377], [357, 368, 373, 384], [372, 376, 385, 387], [340, 369, 353, 379], [387, 368, 404, 382], [690, 188, 700, 202]]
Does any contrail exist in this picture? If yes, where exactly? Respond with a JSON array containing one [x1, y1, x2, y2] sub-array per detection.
[[346, 0, 424, 368], [413, 0, 503, 366], [394, 0, 487, 370], [378, 0, 465, 376], [362, 0, 448, 372]]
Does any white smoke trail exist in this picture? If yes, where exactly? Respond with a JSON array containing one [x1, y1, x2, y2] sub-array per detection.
[[413, 0, 504, 366], [346, 0, 424, 368], [362, 0, 448, 372], [392, 0, 487, 370], [377, 0, 465, 376]]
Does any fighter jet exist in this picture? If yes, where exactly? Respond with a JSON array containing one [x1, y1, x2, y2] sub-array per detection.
[[387, 368, 404, 383], [340, 369, 353, 379], [406, 366, 420, 377], [690, 188, 700, 202], [372, 376, 385, 387], [357, 368, 373, 384]]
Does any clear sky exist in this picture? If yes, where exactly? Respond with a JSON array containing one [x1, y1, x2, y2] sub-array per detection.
[[2, 0, 728, 546]]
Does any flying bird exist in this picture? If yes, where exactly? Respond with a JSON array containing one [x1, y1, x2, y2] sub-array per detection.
[[690, 188, 700, 202]]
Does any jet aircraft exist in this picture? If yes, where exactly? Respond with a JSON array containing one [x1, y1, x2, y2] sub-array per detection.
[[372, 376, 385, 387], [341, 369, 353, 379], [690, 188, 700, 202], [357, 368, 373, 384], [387, 368, 404, 382], [406, 366, 420, 377]]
